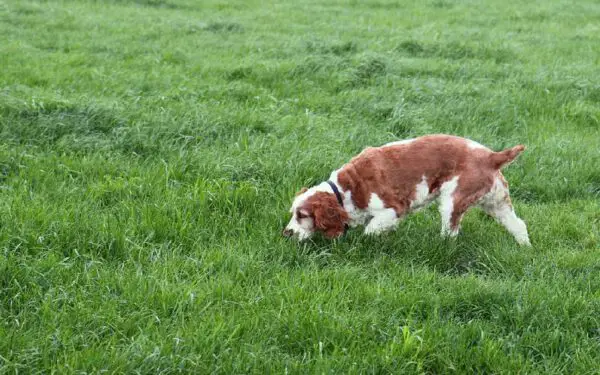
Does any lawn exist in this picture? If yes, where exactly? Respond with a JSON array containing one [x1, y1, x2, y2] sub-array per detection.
[[1, 0, 599, 373]]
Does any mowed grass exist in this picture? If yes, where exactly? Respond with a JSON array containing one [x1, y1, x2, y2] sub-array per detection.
[[1, 0, 600, 372]]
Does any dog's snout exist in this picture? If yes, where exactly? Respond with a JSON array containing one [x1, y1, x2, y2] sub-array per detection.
[[282, 229, 293, 237]]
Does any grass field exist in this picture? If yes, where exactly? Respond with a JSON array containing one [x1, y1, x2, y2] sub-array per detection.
[[1, 0, 600, 373]]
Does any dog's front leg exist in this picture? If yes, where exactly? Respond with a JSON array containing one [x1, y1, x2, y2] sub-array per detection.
[[364, 208, 398, 235]]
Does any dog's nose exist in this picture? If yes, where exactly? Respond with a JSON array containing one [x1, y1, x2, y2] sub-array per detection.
[[282, 229, 293, 237]]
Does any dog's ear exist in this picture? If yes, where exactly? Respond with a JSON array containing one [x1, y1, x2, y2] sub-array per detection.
[[295, 187, 308, 196], [312, 193, 348, 238]]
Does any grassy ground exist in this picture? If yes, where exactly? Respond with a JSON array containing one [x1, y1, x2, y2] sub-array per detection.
[[1, 0, 599, 373]]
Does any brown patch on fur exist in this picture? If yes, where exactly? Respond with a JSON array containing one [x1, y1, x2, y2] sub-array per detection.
[[302, 192, 349, 238], [337, 135, 525, 219], [450, 187, 489, 229], [449, 172, 496, 229]]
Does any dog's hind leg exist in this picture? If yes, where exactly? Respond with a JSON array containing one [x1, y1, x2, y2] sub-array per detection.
[[439, 172, 498, 239], [479, 174, 531, 246]]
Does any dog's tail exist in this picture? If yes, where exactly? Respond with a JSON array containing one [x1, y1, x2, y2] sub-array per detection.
[[489, 145, 526, 169]]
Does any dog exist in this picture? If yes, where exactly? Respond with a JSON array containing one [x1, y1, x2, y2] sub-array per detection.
[[283, 134, 531, 245]]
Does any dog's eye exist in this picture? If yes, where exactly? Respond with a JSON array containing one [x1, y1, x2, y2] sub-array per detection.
[[297, 211, 306, 220]]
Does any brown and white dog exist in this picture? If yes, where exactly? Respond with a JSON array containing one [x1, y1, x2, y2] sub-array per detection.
[[283, 134, 531, 245]]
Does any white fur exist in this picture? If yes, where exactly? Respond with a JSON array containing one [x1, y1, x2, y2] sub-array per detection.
[[410, 176, 432, 210], [383, 138, 415, 147], [367, 192, 385, 210], [343, 190, 366, 228], [364, 208, 398, 235], [346, 192, 385, 229], [364, 193, 398, 235], [284, 214, 314, 241], [438, 176, 460, 237], [466, 139, 488, 150], [479, 176, 531, 245]]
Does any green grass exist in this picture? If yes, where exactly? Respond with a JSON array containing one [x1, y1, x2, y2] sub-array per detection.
[[1, 0, 600, 372]]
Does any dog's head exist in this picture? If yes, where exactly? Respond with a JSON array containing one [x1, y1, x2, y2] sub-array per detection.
[[283, 186, 348, 240]]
